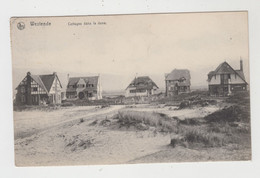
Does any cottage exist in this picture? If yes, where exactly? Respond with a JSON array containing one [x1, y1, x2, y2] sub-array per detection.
[[15, 72, 62, 105], [165, 69, 191, 96], [66, 75, 102, 100], [125, 76, 159, 97], [207, 60, 248, 96]]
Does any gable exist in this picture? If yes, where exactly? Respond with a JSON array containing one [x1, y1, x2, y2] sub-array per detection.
[[49, 76, 62, 94], [126, 76, 158, 90], [31, 75, 48, 92], [208, 62, 247, 84], [68, 76, 99, 88], [39, 74, 55, 92], [16, 76, 28, 89], [215, 62, 236, 74], [166, 69, 191, 86]]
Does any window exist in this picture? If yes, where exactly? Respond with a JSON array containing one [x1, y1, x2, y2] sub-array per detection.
[[21, 95, 25, 102], [130, 90, 136, 93], [136, 89, 146, 93], [21, 86, 25, 94], [77, 84, 85, 88], [32, 87, 37, 92]]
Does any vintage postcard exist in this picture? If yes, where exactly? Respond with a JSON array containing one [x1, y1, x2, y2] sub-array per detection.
[[10, 12, 251, 166]]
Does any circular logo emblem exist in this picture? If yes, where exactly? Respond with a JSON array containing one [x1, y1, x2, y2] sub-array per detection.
[[17, 22, 25, 30]]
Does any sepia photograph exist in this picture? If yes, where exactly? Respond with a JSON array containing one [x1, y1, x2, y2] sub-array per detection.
[[10, 11, 251, 167]]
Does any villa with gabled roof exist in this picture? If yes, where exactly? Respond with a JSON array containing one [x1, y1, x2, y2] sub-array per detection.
[[207, 60, 248, 96], [15, 72, 62, 105], [66, 75, 102, 100], [125, 76, 159, 97], [165, 69, 191, 96]]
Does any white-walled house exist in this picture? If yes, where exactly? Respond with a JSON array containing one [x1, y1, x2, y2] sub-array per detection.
[[66, 75, 102, 100], [125, 76, 159, 97], [207, 60, 248, 96]]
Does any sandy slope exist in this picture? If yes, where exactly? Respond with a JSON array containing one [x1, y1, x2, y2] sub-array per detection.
[[13, 104, 249, 166], [14, 106, 170, 166]]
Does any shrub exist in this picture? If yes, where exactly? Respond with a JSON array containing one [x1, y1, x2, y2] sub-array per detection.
[[178, 118, 201, 125], [79, 118, 84, 123], [204, 105, 241, 123], [61, 102, 74, 107]]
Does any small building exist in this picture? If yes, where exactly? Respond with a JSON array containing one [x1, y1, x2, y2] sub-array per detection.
[[66, 75, 102, 100], [207, 60, 248, 96], [15, 72, 62, 105], [165, 69, 191, 96], [125, 76, 159, 97]]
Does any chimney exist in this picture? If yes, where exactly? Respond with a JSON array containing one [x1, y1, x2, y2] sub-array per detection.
[[67, 74, 70, 86], [53, 72, 57, 76], [26, 71, 32, 105], [240, 60, 243, 71]]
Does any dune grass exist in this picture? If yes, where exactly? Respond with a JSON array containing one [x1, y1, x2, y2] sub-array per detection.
[[116, 110, 178, 132], [114, 107, 250, 149]]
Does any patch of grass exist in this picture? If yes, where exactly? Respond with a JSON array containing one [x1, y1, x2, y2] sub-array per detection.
[[65, 135, 94, 152], [115, 110, 178, 132], [182, 127, 225, 147], [13, 105, 61, 112], [89, 120, 98, 126]]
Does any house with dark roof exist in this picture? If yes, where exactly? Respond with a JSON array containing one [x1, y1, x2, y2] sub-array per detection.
[[207, 60, 247, 96], [66, 75, 102, 100], [165, 69, 191, 96], [125, 76, 159, 97], [15, 72, 62, 105]]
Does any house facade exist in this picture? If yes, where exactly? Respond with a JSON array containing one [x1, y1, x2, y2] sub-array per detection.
[[125, 76, 159, 97], [165, 69, 191, 96], [15, 72, 62, 105], [207, 60, 247, 96], [66, 76, 102, 100]]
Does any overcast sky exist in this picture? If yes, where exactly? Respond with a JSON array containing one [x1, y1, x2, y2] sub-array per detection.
[[11, 12, 249, 92]]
